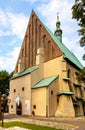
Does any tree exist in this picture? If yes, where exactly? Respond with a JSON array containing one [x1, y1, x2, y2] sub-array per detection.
[[0, 70, 13, 95], [72, 0, 85, 60], [77, 67, 85, 82]]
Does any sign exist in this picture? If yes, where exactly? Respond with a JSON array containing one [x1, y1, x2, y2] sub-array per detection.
[[25, 100, 30, 114]]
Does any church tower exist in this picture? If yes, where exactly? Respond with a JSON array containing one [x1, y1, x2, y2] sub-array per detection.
[[54, 13, 62, 42]]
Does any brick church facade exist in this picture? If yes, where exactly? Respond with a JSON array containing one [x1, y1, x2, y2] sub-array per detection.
[[9, 10, 85, 117]]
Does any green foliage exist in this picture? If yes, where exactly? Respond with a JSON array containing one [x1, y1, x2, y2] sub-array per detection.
[[0, 70, 13, 94], [77, 67, 85, 82], [0, 121, 63, 130], [72, 0, 85, 58], [72, 0, 85, 24]]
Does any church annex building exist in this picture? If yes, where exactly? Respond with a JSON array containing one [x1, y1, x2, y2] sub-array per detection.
[[9, 10, 85, 117]]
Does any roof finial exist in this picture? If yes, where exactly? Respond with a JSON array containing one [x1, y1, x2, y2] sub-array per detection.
[[57, 12, 59, 22]]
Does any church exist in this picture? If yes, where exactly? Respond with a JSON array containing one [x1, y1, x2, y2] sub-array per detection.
[[9, 10, 85, 117]]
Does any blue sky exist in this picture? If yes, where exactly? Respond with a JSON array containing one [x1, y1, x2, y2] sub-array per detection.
[[0, 0, 84, 73]]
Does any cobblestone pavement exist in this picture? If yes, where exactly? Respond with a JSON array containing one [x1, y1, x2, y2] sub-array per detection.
[[0, 114, 85, 130]]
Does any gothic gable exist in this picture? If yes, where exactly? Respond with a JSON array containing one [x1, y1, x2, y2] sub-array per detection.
[[14, 10, 62, 73]]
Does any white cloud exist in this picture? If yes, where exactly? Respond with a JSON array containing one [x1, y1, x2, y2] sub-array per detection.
[[0, 9, 9, 27], [0, 47, 20, 72], [7, 12, 28, 39], [0, 30, 11, 37], [37, 0, 78, 43], [37, 0, 76, 33], [0, 9, 28, 72], [0, 9, 28, 39]]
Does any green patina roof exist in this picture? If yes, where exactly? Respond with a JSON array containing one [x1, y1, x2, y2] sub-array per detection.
[[63, 78, 70, 81], [44, 25, 83, 69], [10, 66, 38, 80], [32, 75, 58, 89], [57, 91, 74, 96]]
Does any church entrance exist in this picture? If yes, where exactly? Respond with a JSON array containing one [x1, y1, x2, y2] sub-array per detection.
[[16, 101, 22, 115]]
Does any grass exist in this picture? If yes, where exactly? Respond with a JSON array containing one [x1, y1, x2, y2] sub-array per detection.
[[0, 121, 63, 130]]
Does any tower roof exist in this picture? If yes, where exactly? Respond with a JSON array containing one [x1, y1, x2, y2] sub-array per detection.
[[54, 13, 62, 42]]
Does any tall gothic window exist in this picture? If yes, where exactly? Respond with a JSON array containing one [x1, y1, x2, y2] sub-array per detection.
[[48, 41, 50, 59], [25, 35, 28, 57], [39, 25, 41, 48]]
